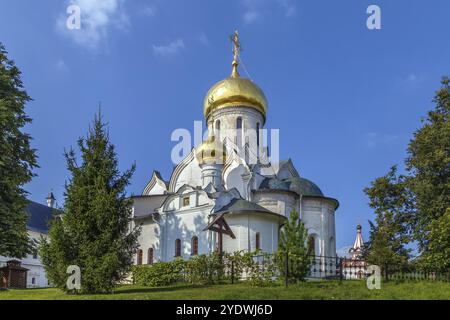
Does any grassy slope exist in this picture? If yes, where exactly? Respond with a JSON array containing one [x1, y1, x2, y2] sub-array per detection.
[[0, 281, 449, 300]]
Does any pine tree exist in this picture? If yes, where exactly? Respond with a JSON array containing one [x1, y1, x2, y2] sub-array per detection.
[[0, 43, 37, 258], [278, 209, 311, 281], [406, 77, 450, 271], [363, 166, 411, 267], [40, 112, 140, 293]]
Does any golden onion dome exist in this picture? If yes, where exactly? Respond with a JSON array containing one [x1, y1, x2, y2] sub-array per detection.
[[203, 30, 268, 120], [195, 136, 226, 165], [203, 77, 268, 119]]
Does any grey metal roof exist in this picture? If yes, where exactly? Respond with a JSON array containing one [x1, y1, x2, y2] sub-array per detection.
[[259, 176, 324, 197], [288, 177, 324, 197], [25, 201, 57, 233], [215, 198, 286, 219]]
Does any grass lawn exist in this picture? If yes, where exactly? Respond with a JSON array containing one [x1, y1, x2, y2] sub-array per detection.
[[0, 280, 449, 300]]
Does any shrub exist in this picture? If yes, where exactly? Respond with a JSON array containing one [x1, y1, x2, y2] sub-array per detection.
[[274, 250, 312, 283], [132, 258, 185, 287], [184, 253, 223, 285], [223, 250, 277, 287]]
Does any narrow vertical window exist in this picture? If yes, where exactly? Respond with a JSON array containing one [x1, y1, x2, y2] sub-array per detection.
[[255, 232, 261, 250], [137, 249, 143, 265], [216, 120, 220, 140], [191, 236, 199, 255], [147, 248, 154, 264], [307, 236, 315, 256], [175, 239, 181, 257], [236, 117, 242, 147], [256, 123, 260, 147]]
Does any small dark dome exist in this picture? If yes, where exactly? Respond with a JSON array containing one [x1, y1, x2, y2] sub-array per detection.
[[288, 177, 324, 197]]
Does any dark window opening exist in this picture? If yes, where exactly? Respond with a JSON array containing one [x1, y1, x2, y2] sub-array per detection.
[[175, 239, 181, 257], [191, 236, 199, 255]]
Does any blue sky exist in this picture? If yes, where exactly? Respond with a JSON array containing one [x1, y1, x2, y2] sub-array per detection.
[[1, 0, 449, 252]]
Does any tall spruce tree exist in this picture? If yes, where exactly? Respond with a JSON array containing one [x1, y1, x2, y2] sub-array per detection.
[[363, 166, 412, 267], [40, 112, 140, 293], [0, 43, 37, 258], [406, 77, 450, 271]]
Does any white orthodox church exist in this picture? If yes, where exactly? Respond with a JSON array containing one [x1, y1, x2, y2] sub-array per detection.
[[131, 32, 339, 265]]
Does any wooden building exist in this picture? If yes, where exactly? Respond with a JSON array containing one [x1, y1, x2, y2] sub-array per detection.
[[1, 260, 29, 289]]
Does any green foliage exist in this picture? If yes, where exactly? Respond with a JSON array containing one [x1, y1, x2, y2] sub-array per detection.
[[39, 112, 140, 294], [239, 250, 277, 287], [406, 77, 450, 270], [184, 253, 223, 285], [132, 252, 278, 288], [39, 218, 74, 288], [363, 166, 412, 267], [132, 258, 185, 287], [278, 209, 311, 281], [224, 250, 275, 286], [364, 77, 449, 272], [0, 42, 37, 258], [420, 209, 450, 272]]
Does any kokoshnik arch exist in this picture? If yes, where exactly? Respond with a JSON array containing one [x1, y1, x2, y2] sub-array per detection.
[[131, 31, 339, 265]]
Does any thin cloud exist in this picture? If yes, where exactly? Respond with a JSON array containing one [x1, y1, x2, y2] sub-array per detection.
[[54, 59, 69, 72], [277, 0, 297, 18], [141, 5, 156, 17], [153, 39, 185, 57], [244, 11, 262, 24], [406, 73, 418, 82], [365, 132, 399, 148], [56, 0, 129, 51], [242, 0, 297, 24], [197, 33, 209, 46]]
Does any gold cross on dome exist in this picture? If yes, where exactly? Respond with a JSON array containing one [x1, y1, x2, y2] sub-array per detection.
[[230, 30, 241, 62], [229, 30, 241, 77]]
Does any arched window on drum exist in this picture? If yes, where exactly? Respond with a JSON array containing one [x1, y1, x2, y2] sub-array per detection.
[[215, 120, 221, 140], [236, 117, 242, 147]]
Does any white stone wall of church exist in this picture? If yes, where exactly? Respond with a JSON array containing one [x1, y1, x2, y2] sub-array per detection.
[[301, 198, 336, 257], [174, 160, 202, 192], [135, 219, 161, 264], [252, 191, 297, 218], [208, 107, 265, 156], [133, 196, 167, 217], [160, 209, 212, 261], [224, 164, 247, 197], [147, 181, 166, 195], [325, 202, 337, 257], [222, 214, 279, 254]]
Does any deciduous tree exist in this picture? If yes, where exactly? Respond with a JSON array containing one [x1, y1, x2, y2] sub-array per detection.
[[0, 43, 37, 258]]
